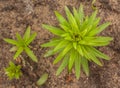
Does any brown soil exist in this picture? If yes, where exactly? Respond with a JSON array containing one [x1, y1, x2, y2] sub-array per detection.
[[0, 0, 120, 88]]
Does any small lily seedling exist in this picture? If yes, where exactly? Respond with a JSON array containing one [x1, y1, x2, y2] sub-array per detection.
[[41, 5, 113, 79], [5, 61, 22, 80], [4, 26, 38, 62]]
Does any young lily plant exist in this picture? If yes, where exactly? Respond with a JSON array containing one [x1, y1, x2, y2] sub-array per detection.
[[4, 26, 38, 62], [41, 5, 113, 79], [5, 61, 22, 80]]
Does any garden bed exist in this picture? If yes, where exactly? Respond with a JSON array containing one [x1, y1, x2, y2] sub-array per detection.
[[0, 0, 120, 88]]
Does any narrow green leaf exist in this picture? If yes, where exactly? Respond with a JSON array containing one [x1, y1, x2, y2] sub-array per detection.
[[23, 26, 30, 41], [42, 24, 65, 36], [79, 37, 113, 46], [79, 10, 96, 33], [41, 39, 61, 47], [73, 42, 77, 50], [53, 40, 69, 52], [89, 22, 111, 36], [68, 49, 76, 71], [89, 47, 110, 60], [92, 17, 100, 29], [55, 11, 69, 28], [73, 7, 80, 29], [9, 46, 18, 52], [78, 4, 84, 24], [4, 38, 18, 45], [16, 33, 23, 42], [88, 10, 97, 25], [53, 51, 66, 65], [56, 55, 69, 75], [9, 61, 15, 66], [80, 46, 91, 60], [86, 18, 100, 36], [36, 73, 48, 86], [76, 45, 83, 56], [44, 48, 63, 57], [75, 54, 81, 79], [90, 37, 113, 42], [16, 33, 24, 45], [81, 57, 89, 76], [62, 33, 73, 41], [59, 24, 70, 32], [65, 6, 79, 32], [44, 49, 54, 57], [91, 55, 103, 66], [85, 46, 102, 66], [81, 25, 92, 37], [79, 16, 89, 32], [53, 43, 72, 64], [26, 32, 37, 45], [15, 74, 20, 79], [25, 47, 38, 62], [14, 47, 23, 59]]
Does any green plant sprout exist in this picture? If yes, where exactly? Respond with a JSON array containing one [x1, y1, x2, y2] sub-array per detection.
[[92, 0, 97, 10], [5, 61, 22, 80], [4, 26, 38, 62], [41, 5, 113, 79], [36, 73, 48, 86]]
